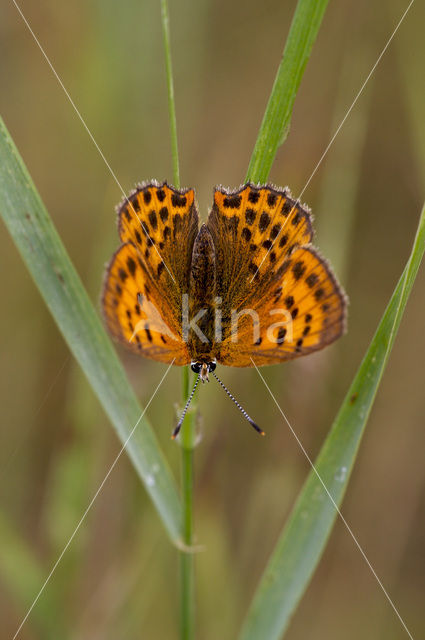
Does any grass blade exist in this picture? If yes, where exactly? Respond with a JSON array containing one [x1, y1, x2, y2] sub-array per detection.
[[160, 1, 197, 636], [239, 200, 425, 640], [161, 0, 180, 189], [0, 115, 182, 543], [246, 0, 329, 183]]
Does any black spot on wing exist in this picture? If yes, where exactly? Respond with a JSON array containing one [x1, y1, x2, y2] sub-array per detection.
[[245, 208, 256, 225], [270, 224, 281, 240], [159, 206, 169, 222], [276, 328, 286, 344], [259, 212, 271, 232], [306, 273, 319, 288], [314, 287, 325, 300], [279, 234, 288, 247], [284, 295, 294, 309], [242, 227, 252, 241], [292, 261, 306, 280], [148, 210, 158, 231], [223, 195, 242, 209], [281, 199, 293, 215], [292, 210, 302, 226], [126, 256, 136, 276], [267, 192, 277, 207], [130, 194, 140, 212], [171, 193, 187, 207], [248, 189, 260, 204]]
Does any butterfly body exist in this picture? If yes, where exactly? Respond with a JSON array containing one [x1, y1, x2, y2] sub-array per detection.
[[102, 182, 347, 370], [188, 224, 217, 363]]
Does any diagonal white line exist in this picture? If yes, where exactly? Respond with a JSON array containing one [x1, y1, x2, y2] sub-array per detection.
[[298, 0, 415, 202], [12, 359, 175, 640], [11, 0, 176, 284], [252, 0, 415, 281], [251, 358, 414, 640]]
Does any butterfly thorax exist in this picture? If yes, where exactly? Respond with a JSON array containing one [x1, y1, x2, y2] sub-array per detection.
[[187, 224, 217, 362]]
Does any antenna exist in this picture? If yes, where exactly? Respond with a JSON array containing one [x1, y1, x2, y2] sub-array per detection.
[[171, 374, 201, 439], [211, 371, 265, 436]]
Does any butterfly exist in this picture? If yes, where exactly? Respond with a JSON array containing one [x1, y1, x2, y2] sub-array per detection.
[[102, 181, 347, 435]]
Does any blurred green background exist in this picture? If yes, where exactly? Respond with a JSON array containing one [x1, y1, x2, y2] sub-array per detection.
[[1, 0, 424, 638]]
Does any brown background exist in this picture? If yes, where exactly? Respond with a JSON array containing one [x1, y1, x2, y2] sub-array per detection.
[[1, 0, 424, 638]]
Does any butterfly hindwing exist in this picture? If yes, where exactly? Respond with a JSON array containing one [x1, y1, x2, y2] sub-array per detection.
[[217, 246, 347, 366], [102, 182, 199, 364]]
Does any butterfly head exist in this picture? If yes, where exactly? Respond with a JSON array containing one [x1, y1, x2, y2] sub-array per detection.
[[172, 359, 263, 439], [191, 360, 216, 383]]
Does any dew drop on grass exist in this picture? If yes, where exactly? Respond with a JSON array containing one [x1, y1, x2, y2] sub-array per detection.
[[335, 466, 347, 482], [146, 474, 155, 487]]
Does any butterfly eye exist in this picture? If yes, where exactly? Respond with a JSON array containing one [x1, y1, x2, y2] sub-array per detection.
[[191, 362, 202, 373], [207, 361, 217, 372]]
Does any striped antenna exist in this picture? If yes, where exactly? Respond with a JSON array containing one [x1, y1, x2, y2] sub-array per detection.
[[211, 372, 265, 436], [171, 374, 201, 439]]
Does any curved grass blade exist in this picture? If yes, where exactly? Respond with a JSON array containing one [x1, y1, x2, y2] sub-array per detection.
[[239, 200, 425, 640], [246, 0, 329, 183], [0, 116, 182, 543]]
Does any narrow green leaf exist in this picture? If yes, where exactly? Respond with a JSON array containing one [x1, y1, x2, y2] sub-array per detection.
[[240, 200, 425, 640], [0, 116, 182, 543], [161, 0, 180, 189], [246, 0, 329, 183]]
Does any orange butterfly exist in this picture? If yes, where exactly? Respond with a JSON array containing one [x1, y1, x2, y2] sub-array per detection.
[[102, 182, 347, 435]]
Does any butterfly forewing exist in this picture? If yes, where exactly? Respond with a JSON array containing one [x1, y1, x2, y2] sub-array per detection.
[[102, 182, 199, 364]]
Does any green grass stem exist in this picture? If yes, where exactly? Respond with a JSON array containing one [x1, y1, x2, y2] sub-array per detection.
[[160, 1, 196, 637], [161, 0, 180, 189], [246, 0, 329, 183]]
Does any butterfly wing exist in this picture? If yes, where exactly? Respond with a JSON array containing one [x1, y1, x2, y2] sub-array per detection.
[[102, 182, 199, 365], [206, 184, 346, 366]]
